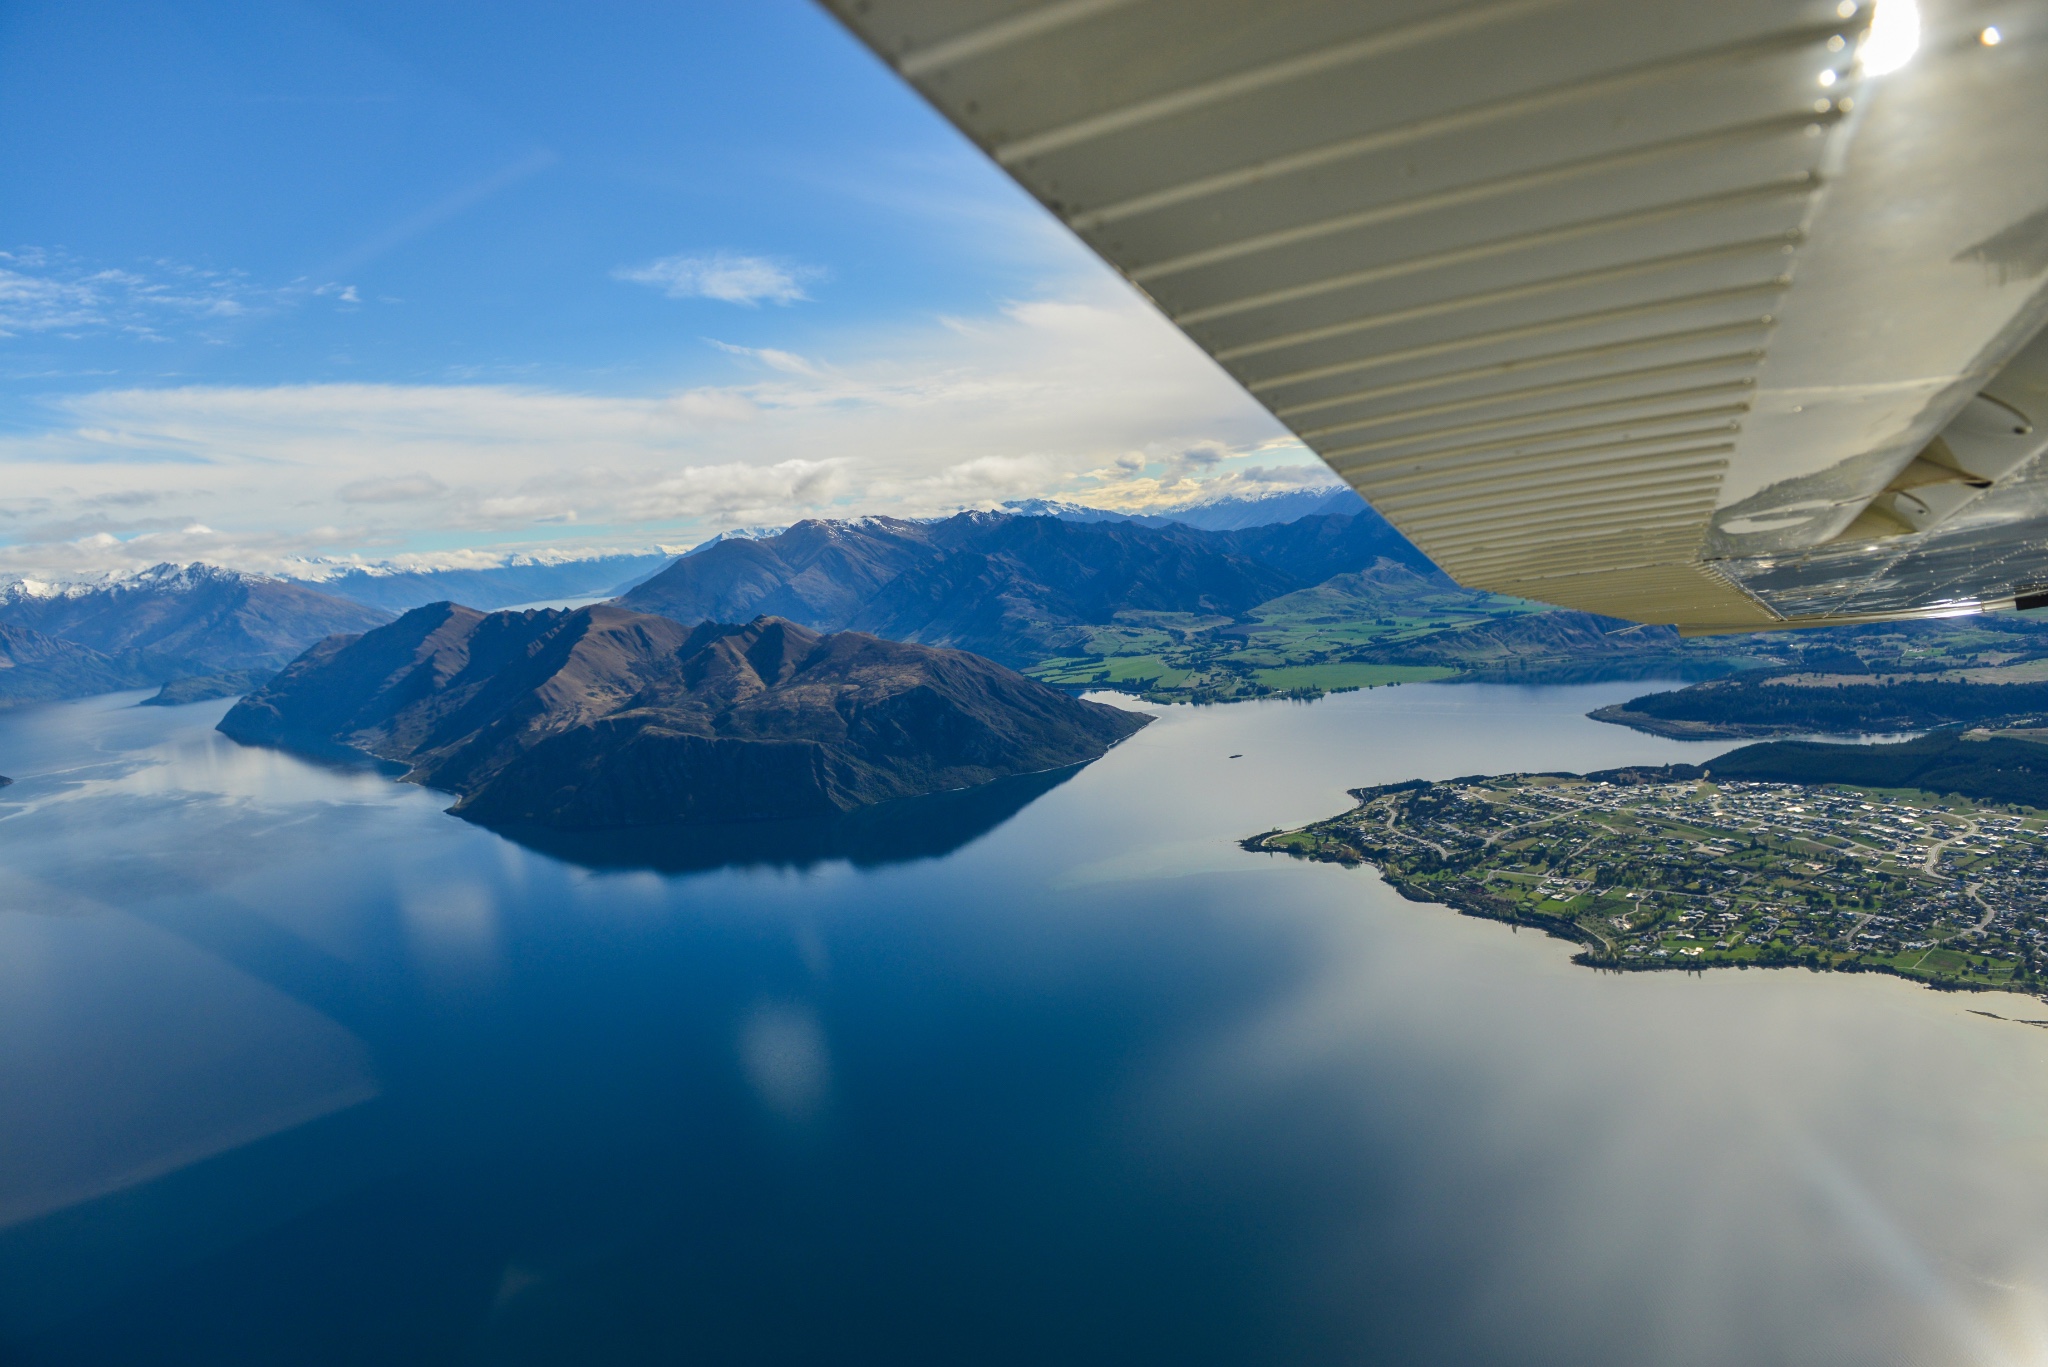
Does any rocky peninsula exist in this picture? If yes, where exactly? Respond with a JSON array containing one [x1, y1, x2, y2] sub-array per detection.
[[220, 602, 1149, 829]]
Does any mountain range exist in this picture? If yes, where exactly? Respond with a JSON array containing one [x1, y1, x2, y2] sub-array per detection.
[[299, 552, 670, 613], [13, 498, 2017, 717], [0, 624, 152, 706], [619, 509, 1432, 667], [280, 489, 1375, 615], [220, 603, 1149, 829], [0, 491, 1402, 712], [0, 505, 1416, 709], [1001, 482, 1369, 531], [0, 565, 390, 707]]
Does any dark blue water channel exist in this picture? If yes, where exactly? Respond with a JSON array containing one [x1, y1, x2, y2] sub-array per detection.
[[3, 684, 2047, 1366]]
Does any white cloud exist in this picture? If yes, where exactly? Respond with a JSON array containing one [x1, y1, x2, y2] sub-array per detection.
[[0, 278, 1300, 578], [1070, 453, 1341, 515], [0, 248, 357, 341], [709, 340, 822, 375], [336, 473, 448, 504], [615, 252, 815, 306], [905, 453, 1067, 503], [0, 256, 107, 335]]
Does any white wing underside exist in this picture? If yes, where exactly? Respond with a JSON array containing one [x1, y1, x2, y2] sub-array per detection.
[[823, 0, 2048, 632]]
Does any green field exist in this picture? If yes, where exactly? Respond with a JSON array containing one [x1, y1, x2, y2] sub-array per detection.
[[1014, 548, 2048, 707], [1019, 567, 1551, 703], [1029, 653, 1196, 688], [1011, 540, 2048, 710]]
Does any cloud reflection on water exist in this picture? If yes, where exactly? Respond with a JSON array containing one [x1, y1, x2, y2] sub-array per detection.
[[6, 686, 2048, 1363]]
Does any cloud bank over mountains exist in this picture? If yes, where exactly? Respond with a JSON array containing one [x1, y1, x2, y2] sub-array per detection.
[[0, 280, 1321, 579]]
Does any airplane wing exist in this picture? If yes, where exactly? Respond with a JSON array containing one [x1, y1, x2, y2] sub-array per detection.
[[820, 0, 2048, 632]]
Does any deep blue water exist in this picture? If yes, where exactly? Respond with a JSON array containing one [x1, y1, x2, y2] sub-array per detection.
[[3, 684, 2048, 1366]]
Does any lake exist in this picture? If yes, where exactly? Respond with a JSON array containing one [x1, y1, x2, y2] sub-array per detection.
[[3, 682, 2046, 1365]]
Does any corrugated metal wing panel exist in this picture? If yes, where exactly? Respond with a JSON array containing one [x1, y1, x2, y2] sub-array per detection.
[[823, 0, 2048, 630]]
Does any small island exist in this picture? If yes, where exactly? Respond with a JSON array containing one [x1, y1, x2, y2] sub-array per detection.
[[1248, 767, 2048, 996]]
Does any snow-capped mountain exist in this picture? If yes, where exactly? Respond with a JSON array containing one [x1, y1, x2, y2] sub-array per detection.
[[286, 550, 674, 612], [0, 563, 390, 706]]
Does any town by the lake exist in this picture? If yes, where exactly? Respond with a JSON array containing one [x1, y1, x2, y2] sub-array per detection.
[[1254, 773, 2048, 997]]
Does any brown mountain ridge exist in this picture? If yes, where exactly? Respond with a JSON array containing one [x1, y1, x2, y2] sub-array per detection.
[[618, 510, 1433, 666], [219, 601, 1150, 829]]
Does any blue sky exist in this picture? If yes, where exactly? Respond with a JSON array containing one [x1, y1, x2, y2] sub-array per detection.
[[0, 0, 1314, 578]]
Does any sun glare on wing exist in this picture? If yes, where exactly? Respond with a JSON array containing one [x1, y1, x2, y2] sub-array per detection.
[[1859, 0, 1922, 75]]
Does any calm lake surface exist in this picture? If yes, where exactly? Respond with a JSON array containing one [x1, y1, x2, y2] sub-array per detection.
[[4, 682, 2048, 1366]]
